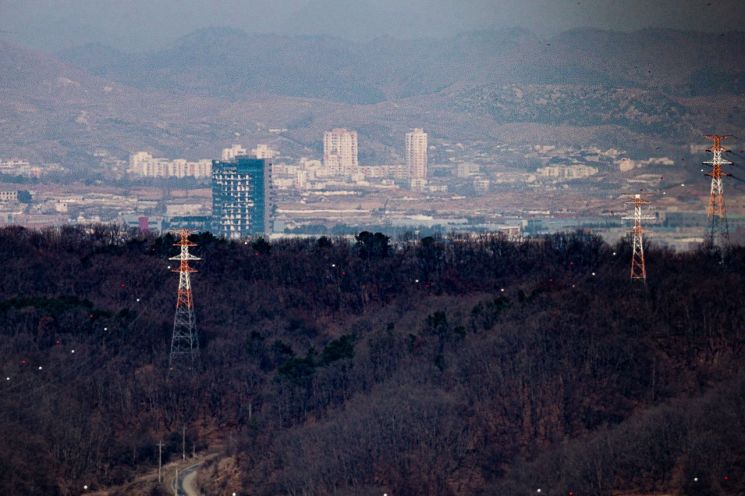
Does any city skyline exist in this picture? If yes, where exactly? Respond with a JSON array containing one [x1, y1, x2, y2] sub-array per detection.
[[0, 3, 744, 246]]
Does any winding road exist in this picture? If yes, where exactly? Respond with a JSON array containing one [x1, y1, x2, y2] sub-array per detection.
[[174, 462, 202, 496]]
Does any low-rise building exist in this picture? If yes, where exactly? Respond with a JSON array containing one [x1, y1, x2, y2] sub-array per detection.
[[473, 177, 490, 194], [537, 164, 598, 180], [0, 190, 31, 202], [456, 163, 480, 178], [221, 145, 248, 161], [129, 152, 212, 178], [410, 178, 427, 192]]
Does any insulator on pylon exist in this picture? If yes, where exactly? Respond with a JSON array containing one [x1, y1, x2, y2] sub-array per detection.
[[168, 229, 200, 370]]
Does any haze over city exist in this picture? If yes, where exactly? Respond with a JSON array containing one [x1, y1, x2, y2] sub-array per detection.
[[3, 0, 745, 50], [2, 1, 745, 495]]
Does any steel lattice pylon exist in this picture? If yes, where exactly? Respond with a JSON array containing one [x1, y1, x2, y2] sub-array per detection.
[[703, 134, 732, 250], [623, 194, 654, 284], [169, 229, 200, 370]]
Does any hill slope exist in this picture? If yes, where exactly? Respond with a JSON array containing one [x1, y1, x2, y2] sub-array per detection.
[[2, 228, 745, 494]]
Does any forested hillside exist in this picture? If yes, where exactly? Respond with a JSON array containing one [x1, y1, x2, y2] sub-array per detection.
[[1, 226, 745, 495]]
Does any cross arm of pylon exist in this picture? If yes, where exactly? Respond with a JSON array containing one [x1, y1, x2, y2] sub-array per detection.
[[622, 215, 655, 220], [704, 134, 734, 145], [169, 253, 201, 261], [623, 195, 650, 203], [171, 267, 198, 273]]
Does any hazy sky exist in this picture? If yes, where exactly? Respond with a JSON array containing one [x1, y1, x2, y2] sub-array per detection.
[[1, 0, 745, 52]]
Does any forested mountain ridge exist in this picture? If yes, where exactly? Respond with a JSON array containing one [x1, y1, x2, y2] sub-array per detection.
[[0, 226, 744, 495]]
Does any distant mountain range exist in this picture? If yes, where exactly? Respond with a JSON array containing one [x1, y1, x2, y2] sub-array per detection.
[[57, 27, 745, 104], [1, 28, 744, 167]]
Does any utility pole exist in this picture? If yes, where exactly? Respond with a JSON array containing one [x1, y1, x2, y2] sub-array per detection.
[[169, 229, 200, 370], [157, 441, 163, 483], [703, 134, 732, 250], [623, 194, 654, 284]]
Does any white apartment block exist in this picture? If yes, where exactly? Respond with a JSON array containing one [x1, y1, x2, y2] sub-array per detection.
[[537, 164, 598, 180], [323, 128, 358, 175], [357, 164, 408, 180], [0, 159, 48, 178], [473, 177, 490, 193], [128, 152, 212, 178], [221, 145, 248, 161], [252, 144, 275, 159], [295, 170, 309, 189], [0, 191, 19, 201], [406, 128, 428, 181], [456, 163, 480, 178], [128, 152, 152, 172], [410, 177, 427, 192], [221, 144, 275, 161]]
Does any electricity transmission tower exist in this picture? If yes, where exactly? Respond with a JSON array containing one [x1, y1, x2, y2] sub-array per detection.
[[169, 229, 200, 370], [703, 134, 732, 250], [623, 194, 654, 284]]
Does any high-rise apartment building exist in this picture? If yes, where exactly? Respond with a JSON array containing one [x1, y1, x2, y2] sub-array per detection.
[[323, 128, 358, 175], [211, 157, 272, 239], [406, 128, 428, 182]]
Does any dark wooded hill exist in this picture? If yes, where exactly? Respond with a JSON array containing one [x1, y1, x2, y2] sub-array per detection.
[[0, 226, 744, 495]]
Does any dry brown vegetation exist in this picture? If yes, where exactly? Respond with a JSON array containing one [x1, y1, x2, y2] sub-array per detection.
[[0, 226, 745, 495]]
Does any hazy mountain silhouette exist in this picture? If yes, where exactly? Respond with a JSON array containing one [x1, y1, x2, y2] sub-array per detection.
[[55, 27, 745, 105]]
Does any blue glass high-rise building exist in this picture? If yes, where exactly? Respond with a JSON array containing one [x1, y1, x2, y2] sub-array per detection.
[[211, 157, 272, 238]]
